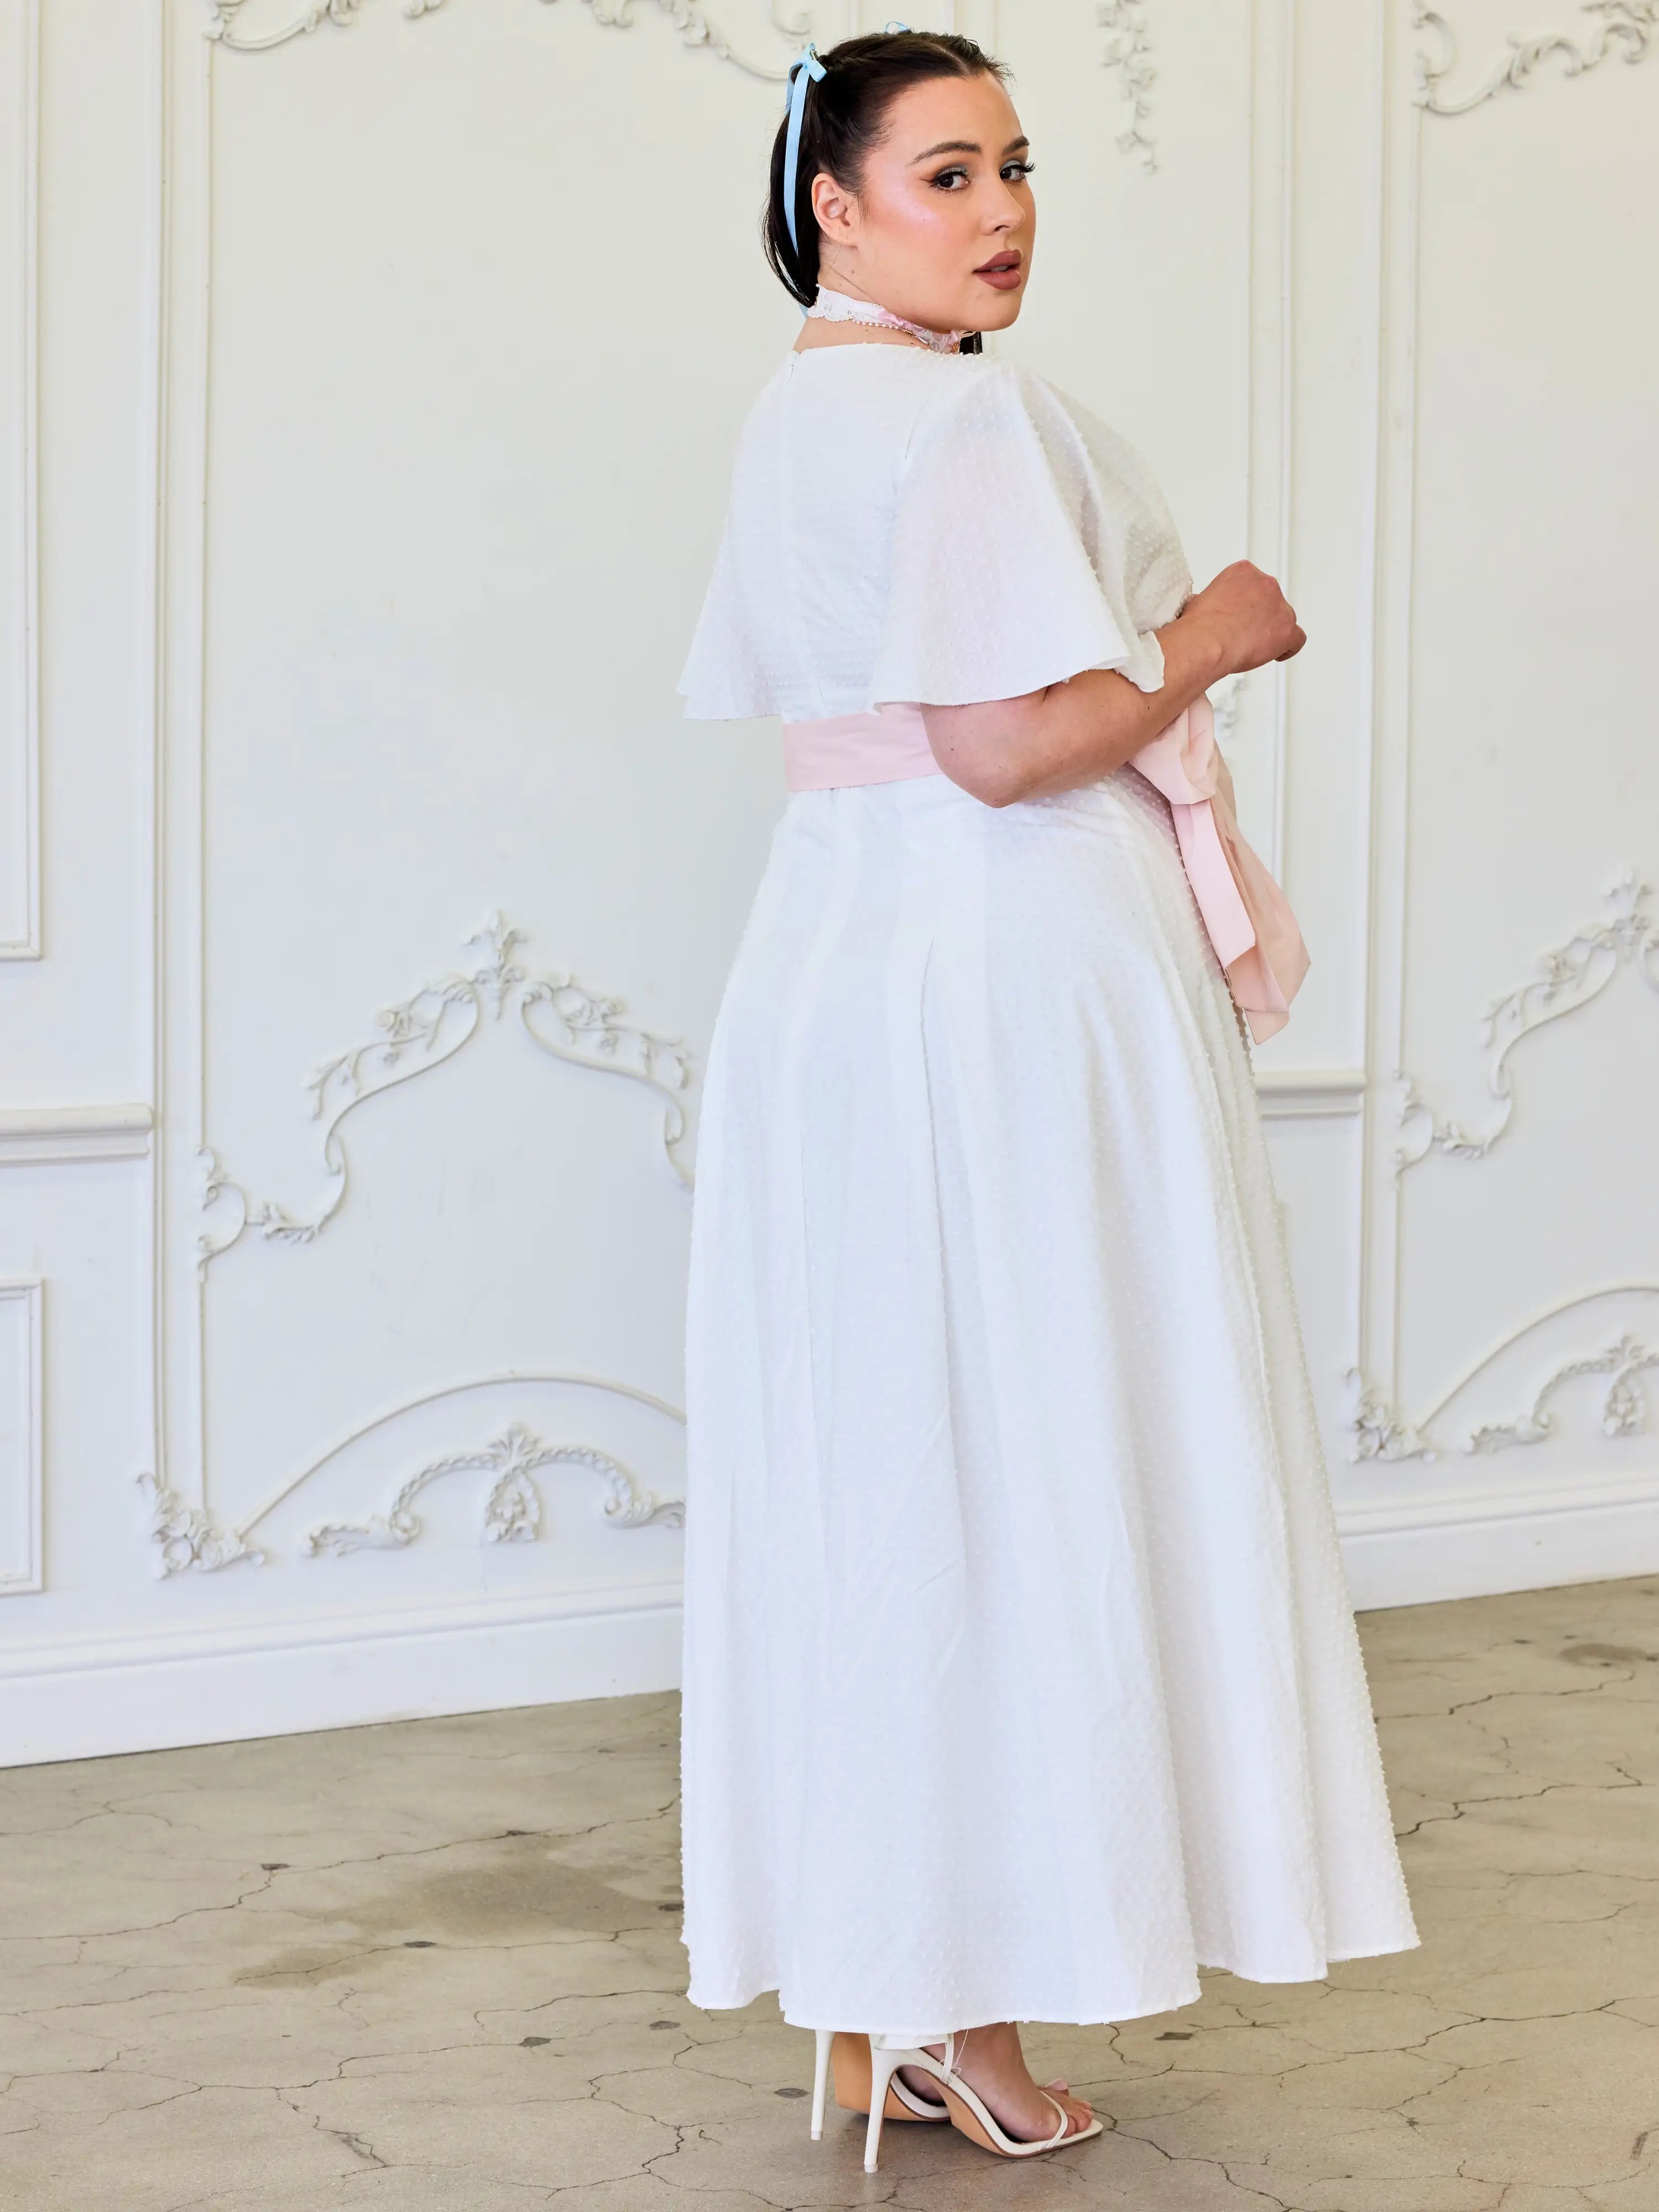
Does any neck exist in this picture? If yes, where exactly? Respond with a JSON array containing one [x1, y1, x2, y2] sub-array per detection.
[[808, 283, 973, 356]]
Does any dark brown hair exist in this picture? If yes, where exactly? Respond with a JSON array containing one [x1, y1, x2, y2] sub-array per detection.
[[764, 30, 1011, 313]]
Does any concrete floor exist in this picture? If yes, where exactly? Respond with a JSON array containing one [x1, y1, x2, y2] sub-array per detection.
[[3, 1579, 1659, 2211]]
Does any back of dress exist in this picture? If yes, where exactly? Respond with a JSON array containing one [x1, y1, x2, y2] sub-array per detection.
[[680, 346, 1193, 726], [679, 340, 1418, 2042]]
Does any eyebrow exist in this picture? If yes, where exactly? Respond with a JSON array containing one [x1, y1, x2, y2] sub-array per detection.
[[910, 134, 1031, 165]]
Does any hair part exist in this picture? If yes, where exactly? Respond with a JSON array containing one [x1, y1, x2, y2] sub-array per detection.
[[763, 30, 1011, 312]]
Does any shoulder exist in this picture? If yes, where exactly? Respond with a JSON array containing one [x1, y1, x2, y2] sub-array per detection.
[[905, 354, 1039, 439], [953, 367, 1180, 535], [902, 359, 1145, 477], [902, 361, 1152, 502]]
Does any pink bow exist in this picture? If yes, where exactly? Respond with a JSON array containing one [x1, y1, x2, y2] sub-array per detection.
[[1131, 694, 1309, 1044]]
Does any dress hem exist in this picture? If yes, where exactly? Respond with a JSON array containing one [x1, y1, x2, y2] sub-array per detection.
[[687, 1929, 1422, 2033]]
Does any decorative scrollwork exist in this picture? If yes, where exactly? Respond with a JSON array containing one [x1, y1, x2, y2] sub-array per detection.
[[1211, 671, 1246, 744], [519, 969, 691, 1185], [206, 0, 811, 77], [198, 913, 691, 1274], [303, 1420, 684, 1556], [206, 0, 363, 44], [1099, 1, 1157, 170], [1344, 1371, 1436, 1463], [1415, 0, 1659, 116], [1345, 1286, 1659, 1464], [1466, 1333, 1656, 1453], [1395, 873, 1658, 1173], [138, 1472, 264, 1576]]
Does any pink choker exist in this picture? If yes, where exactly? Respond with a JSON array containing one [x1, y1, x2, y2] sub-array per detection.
[[807, 284, 973, 355]]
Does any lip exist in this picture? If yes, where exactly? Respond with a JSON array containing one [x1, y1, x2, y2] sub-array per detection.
[[974, 251, 1023, 291]]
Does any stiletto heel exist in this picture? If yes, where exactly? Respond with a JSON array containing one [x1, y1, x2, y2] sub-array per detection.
[[810, 2028, 832, 2141], [863, 2041, 905, 2172], [803, 2031, 948, 2140]]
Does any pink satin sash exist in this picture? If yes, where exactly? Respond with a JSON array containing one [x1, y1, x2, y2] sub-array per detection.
[[781, 693, 1309, 1044], [782, 703, 938, 791], [1128, 694, 1309, 1044]]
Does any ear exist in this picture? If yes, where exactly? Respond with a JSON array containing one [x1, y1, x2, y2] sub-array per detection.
[[810, 169, 858, 245]]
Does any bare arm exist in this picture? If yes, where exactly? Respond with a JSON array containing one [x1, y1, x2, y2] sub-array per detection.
[[919, 561, 1307, 809]]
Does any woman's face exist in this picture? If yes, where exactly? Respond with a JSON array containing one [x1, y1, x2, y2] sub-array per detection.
[[810, 71, 1035, 335]]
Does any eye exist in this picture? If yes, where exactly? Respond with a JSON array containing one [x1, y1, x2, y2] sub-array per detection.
[[928, 164, 971, 191], [1001, 160, 1036, 183]]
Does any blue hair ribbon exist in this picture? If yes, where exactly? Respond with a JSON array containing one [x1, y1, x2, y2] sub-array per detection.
[[782, 26, 915, 260], [782, 45, 827, 255]]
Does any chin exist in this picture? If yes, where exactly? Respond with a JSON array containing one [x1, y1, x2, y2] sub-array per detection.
[[972, 291, 1025, 334]]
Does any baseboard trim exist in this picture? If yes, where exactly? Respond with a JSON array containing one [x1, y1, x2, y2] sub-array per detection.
[[1340, 1467, 1659, 1609], [0, 1580, 684, 1768], [9, 1479, 1658, 1765]]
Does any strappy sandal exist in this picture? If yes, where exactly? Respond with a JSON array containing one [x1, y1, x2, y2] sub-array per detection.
[[862, 2029, 1102, 2171], [808, 2030, 948, 2139]]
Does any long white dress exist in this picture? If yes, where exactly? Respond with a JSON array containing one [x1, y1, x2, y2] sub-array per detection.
[[677, 343, 1417, 2037]]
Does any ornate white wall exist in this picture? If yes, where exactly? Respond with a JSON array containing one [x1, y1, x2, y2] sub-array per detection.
[[2, 0, 1656, 1762]]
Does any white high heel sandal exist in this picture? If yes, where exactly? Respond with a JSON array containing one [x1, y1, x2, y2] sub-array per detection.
[[859, 2030, 1102, 2171], [807, 2030, 949, 2141]]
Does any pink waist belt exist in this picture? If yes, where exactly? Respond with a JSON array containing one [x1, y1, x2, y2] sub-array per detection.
[[781, 696, 1309, 1045]]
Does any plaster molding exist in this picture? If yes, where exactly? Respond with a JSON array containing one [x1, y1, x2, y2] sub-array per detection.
[[235, 1367, 685, 1549], [1467, 1333, 1657, 1454], [1345, 1369, 1436, 1463], [1414, 0, 1658, 115], [0, 1573, 682, 1686], [1337, 1460, 1659, 1539], [1345, 1284, 1659, 1464], [137, 1471, 264, 1577], [1253, 1068, 1368, 1120], [1, 0, 40, 959], [1211, 671, 1246, 743], [303, 1418, 684, 1556], [140, 1371, 686, 1572], [1099, 1, 1157, 170], [1243, 0, 1295, 881], [210, 0, 1154, 172], [0, 1105, 155, 1166], [1394, 874, 1658, 1173], [1351, 0, 1426, 1473], [197, 912, 691, 1274], [206, 0, 811, 77]]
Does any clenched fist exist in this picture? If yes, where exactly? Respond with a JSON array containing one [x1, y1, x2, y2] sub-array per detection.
[[1180, 561, 1306, 679]]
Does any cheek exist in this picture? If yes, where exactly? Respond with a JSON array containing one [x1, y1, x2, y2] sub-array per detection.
[[867, 178, 972, 246]]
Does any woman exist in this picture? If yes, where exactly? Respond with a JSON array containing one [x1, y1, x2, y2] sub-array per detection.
[[677, 29, 1416, 2171]]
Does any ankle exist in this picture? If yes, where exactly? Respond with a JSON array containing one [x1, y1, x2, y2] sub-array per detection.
[[956, 2022, 1022, 2067]]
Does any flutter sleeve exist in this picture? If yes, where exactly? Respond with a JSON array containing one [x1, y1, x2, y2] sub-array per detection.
[[870, 363, 1170, 708]]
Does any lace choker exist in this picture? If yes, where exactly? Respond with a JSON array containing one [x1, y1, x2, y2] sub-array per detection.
[[807, 284, 973, 355]]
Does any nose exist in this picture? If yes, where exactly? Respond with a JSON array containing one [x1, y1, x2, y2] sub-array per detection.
[[987, 178, 1025, 231]]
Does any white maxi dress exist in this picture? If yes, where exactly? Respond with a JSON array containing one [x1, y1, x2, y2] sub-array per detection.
[[677, 344, 1417, 2037]]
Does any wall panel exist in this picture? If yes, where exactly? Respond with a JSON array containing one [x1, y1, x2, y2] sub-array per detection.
[[1345, 0, 1659, 1594], [1, 0, 1655, 1761], [0, 1277, 41, 1592], [0, 0, 37, 958]]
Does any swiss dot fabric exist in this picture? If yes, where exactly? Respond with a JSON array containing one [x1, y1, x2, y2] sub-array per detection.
[[678, 345, 1418, 2034], [678, 348, 1190, 719]]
